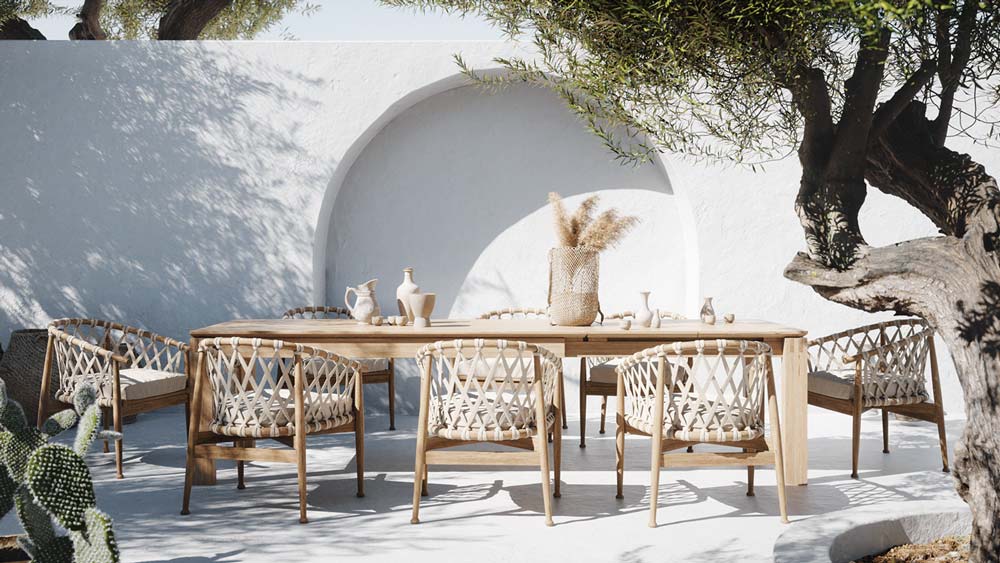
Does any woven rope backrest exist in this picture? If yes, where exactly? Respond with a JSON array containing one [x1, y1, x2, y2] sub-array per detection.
[[416, 340, 559, 440], [477, 307, 549, 320], [118, 325, 186, 373], [282, 306, 352, 320], [200, 337, 359, 434], [49, 318, 117, 399], [809, 319, 931, 405], [618, 340, 770, 440]]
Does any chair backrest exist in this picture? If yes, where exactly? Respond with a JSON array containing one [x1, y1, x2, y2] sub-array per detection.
[[48, 318, 186, 401], [416, 339, 560, 440], [478, 307, 549, 320], [198, 337, 359, 437], [282, 306, 352, 320], [808, 319, 931, 406], [617, 340, 771, 441]]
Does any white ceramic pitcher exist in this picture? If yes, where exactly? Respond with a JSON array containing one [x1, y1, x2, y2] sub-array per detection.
[[345, 279, 380, 324]]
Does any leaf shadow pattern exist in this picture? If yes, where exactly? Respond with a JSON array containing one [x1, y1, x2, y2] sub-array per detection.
[[957, 281, 1000, 359]]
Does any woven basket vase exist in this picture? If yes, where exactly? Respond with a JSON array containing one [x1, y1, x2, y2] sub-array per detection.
[[548, 246, 601, 326]]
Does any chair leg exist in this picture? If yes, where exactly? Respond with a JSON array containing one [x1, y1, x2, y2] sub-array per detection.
[[745, 448, 755, 497], [648, 437, 662, 528], [686, 445, 694, 453], [615, 383, 625, 500], [534, 434, 554, 527], [387, 368, 396, 431], [936, 407, 950, 472], [579, 376, 588, 448], [882, 409, 890, 454], [181, 445, 196, 516], [599, 396, 607, 434], [553, 414, 562, 498], [236, 439, 248, 490], [560, 374, 568, 430], [421, 464, 428, 497], [355, 411, 365, 498], [295, 432, 308, 524], [102, 408, 111, 454], [852, 400, 862, 479], [112, 400, 124, 479], [411, 446, 426, 524]]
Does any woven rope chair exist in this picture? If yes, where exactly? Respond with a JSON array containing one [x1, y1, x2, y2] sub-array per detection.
[[181, 337, 363, 523], [282, 306, 397, 430], [578, 310, 686, 448], [478, 307, 567, 432], [40, 318, 189, 479], [615, 340, 788, 527], [411, 339, 562, 527], [807, 319, 947, 478]]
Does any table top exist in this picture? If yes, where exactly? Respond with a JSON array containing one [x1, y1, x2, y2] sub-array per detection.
[[191, 318, 806, 340]]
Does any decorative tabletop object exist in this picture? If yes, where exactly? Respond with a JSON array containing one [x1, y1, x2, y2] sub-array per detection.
[[651, 309, 662, 329], [395, 267, 419, 322], [635, 291, 654, 327], [345, 279, 380, 324], [724, 313, 736, 324], [700, 297, 717, 325], [408, 292, 436, 328], [547, 192, 639, 326]]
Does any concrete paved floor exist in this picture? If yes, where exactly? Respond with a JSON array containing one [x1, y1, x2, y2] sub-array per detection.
[[0, 405, 962, 563]]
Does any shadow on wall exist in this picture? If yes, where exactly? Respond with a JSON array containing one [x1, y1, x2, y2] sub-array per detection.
[[0, 42, 329, 340]]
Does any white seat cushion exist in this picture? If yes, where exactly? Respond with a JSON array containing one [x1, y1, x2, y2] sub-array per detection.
[[118, 368, 187, 400], [808, 369, 855, 400], [588, 362, 620, 384]]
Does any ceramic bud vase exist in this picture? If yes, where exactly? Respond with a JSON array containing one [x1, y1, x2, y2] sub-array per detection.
[[409, 292, 436, 328], [651, 309, 662, 329], [396, 267, 419, 322], [345, 279, 380, 324], [700, 297, 716, 325], [635, 291, 654, 327]]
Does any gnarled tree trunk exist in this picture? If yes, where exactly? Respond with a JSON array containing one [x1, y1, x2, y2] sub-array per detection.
[[786, 100, 1000, 563]]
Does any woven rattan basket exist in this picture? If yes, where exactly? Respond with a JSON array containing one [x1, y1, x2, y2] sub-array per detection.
[[0, 329, 58, 424], [547, 246, 602, 326]]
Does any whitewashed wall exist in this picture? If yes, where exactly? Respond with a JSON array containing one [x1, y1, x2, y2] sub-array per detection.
[[0, 41, 981, 416]]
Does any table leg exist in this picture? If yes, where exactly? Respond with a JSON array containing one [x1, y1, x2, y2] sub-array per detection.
[[190, 336, 217, 486], [781, 337, 808, 485]]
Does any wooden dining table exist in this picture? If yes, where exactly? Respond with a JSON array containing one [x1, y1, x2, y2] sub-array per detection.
[[188, 317, 809, 486]]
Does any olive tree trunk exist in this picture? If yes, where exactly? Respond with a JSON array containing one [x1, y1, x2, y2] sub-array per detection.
[[786, 101, 1000, 563]]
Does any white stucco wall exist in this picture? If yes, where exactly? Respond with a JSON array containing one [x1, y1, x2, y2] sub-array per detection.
[[0, 40, 981, 416]]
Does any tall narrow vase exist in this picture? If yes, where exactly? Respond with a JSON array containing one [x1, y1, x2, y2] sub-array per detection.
[[396, 267, 419, 322], [700, 297, 716, 325], [635, 291, 653, 327]]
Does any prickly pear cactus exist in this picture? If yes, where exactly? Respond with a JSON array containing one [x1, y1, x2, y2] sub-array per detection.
[[0, 380, 120, 563]]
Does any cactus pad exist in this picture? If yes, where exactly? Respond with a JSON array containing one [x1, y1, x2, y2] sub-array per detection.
[[25, 445, 96, 532]]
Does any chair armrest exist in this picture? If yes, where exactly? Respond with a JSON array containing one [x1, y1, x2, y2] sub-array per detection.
[[48, 326, 128, 365]]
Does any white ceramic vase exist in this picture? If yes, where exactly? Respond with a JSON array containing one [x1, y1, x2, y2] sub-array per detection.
[[700, 297, 716, 325], [409, 292, 436, 328], [396, 267, 420, 322], [635, 291, 654, 327], [345, 279, 380, 324]]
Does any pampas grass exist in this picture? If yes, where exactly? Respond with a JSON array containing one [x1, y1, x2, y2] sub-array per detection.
[[548, 192, 639, 251]]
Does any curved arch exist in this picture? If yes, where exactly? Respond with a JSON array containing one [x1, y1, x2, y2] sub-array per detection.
[[313, 69, 700, 313]]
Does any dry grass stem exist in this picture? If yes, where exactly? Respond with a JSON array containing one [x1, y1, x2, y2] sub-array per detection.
[[548, 191, 639, 251]]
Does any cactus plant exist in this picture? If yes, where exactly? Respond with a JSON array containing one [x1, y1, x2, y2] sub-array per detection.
[[0, 380, 120, 563]]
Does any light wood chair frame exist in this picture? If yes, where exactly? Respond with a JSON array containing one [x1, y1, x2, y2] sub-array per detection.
[[39, 318, 190, 479], [806, 319, 948, 478], [181, 337, 364, 523], [283, 306, 397, 430], [478, 307, 568, 432], [411, 339, 563, 527], [579, 310, 686, 448], [614, 340, 788, 528]]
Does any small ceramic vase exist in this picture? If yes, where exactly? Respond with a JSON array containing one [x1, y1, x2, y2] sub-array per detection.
[[371, 316, 383, 326], [651, 309, 662, 329], [409, 292, 436, 328], [396, 315, 408, 327], [345, 279, 380, 325], [396, 267, 420, 322], [635, 291, 654, 327], [700, 297, 716, 325], [619, 319, 632, 331]]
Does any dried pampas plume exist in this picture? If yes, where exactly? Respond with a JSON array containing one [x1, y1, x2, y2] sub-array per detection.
[[548, 192, 639, 251]]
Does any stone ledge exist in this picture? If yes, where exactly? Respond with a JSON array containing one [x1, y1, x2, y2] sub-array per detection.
[[773, 500, 970, 563]]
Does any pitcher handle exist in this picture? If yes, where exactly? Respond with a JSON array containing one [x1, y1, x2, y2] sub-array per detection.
[[344, 286, 357, 317]]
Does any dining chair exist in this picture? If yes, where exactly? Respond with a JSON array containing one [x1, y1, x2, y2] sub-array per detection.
[[807, 319, 948, 478], [478, 307, 567, 431], [411, 339, 563, 526], [181, 337, 363, 523], [283, 306, 397, 430], [578, 310, 685, 447], [40, 318, 190, 479], [615, 340, 788, 527]]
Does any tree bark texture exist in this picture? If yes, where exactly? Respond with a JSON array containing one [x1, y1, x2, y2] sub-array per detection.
[[157, 0, 233, 40], [69, 0, 107, 40], [786, 102, 1000, 562], [0, 17, 45, 39]]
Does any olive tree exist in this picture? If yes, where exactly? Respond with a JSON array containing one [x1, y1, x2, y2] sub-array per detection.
[[383, 0, 1000, 559], [0, 0, 316, 40]]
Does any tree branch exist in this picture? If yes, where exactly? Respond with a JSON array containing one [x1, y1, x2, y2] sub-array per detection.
[[69, 0, 107, 40], [0, 16, 45, 39], [788, 67, 835, 170], [871, 59, 937, 139], [158, 0, 232, 40], [932, 0, 979, 145], [829, 29, 890, 175]]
